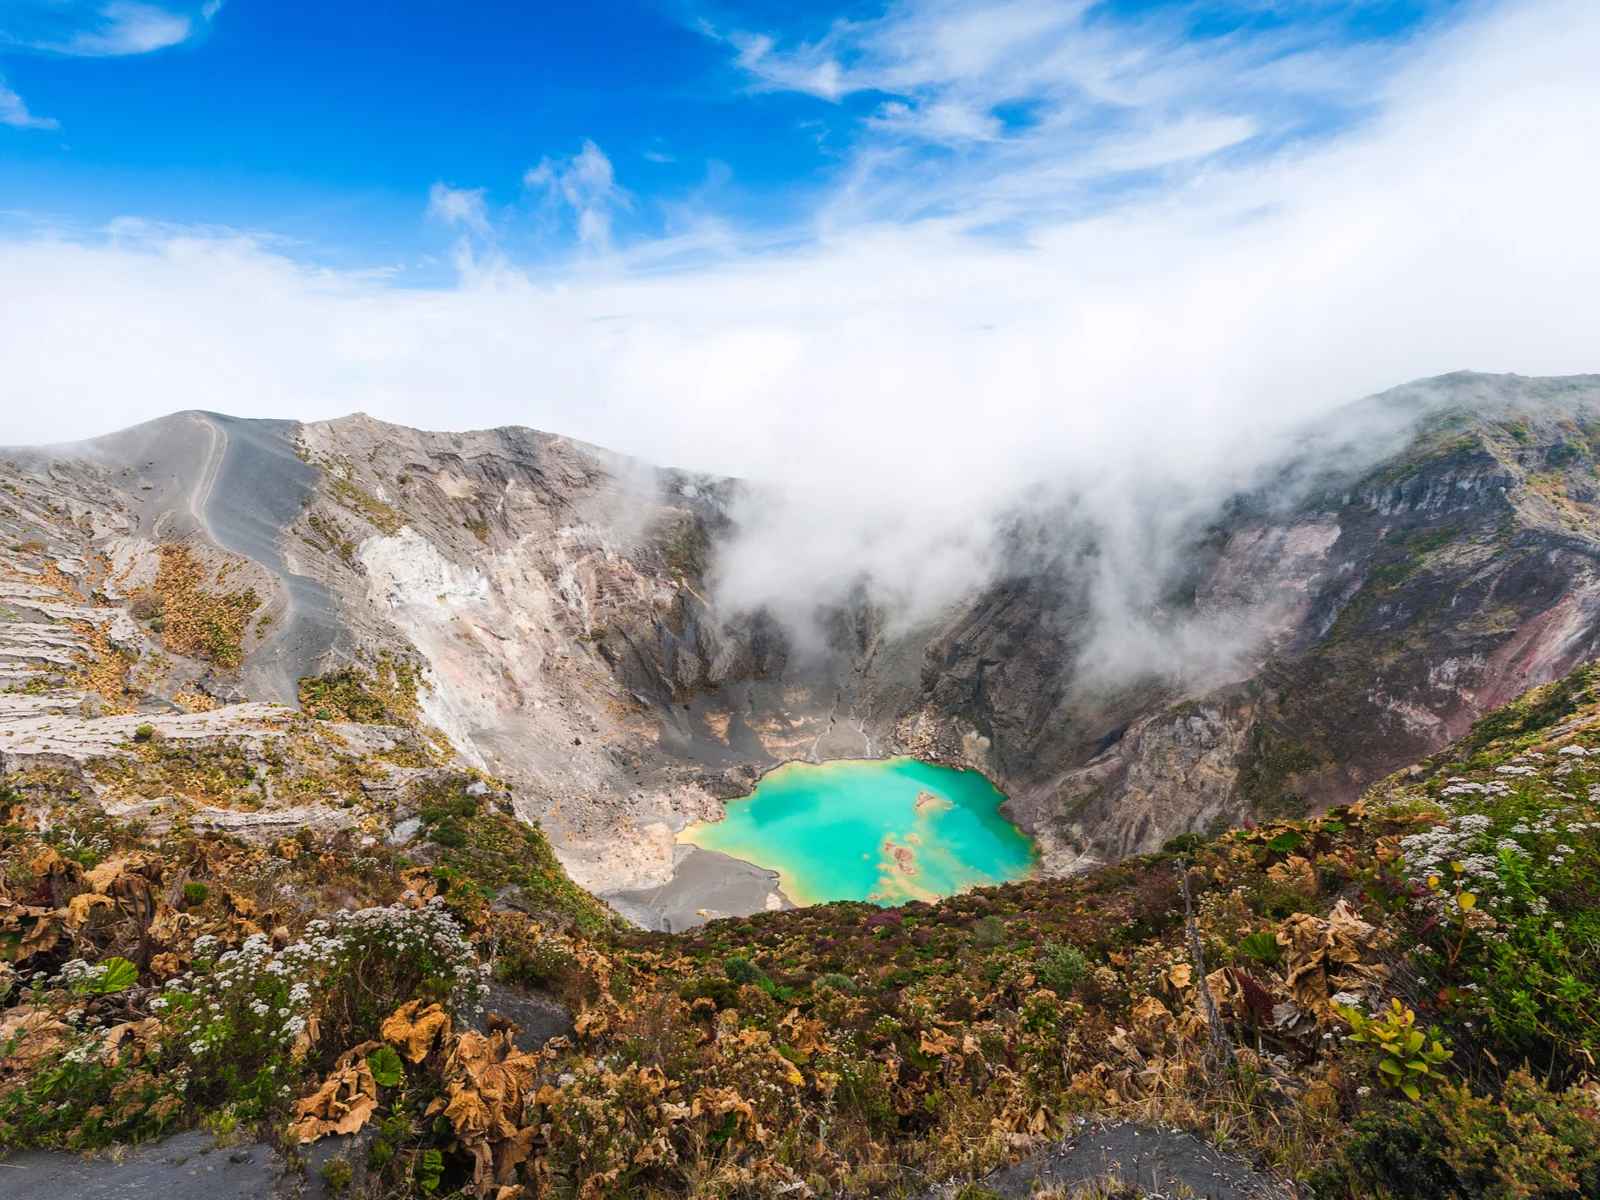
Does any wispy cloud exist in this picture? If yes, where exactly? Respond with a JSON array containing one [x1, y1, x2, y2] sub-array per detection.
[[524, 141, 633, 250], [0, 77, 56, 129], [716, 0, 1455, 227], [427, 183, 491, 236], [1, 1, 218, 58]]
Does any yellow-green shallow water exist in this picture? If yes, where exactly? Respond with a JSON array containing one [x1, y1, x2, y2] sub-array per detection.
[[678, 757, 1038, 907]]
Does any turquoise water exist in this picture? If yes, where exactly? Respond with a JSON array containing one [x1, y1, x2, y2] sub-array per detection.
[[679, 758, 1038, 907]]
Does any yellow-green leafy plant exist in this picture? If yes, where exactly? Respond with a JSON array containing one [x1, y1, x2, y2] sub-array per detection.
[[1337, 999, 1452, 1100]]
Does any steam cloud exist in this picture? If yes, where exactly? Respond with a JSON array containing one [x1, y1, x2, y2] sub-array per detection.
[[1, 0, 1598, 686]]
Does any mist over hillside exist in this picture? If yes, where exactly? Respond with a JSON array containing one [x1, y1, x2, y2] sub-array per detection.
[[6, 369, 1600, 920]]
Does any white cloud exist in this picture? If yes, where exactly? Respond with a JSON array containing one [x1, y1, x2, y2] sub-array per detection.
[[67, 1, 191, 54], [2, 1, 214, 58], [524, 141, 631, 250], [0, 0, 1596, 650], [722, 0, 1425, 230], [427, 183, 491, 236], [0, 78, 56, 129]]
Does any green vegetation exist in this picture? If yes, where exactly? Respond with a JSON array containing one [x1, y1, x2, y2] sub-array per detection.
[[328, 476, 405, 536], [91, 718, 394, 811], [1338, 998, 1453, 1101], [305, 511, 357, 561], [320, 1158, 354, 1196], [3, 664, 1600, 1198], [134, 544, 261, 669], [1033, 939, 1088, 992], [1436, 662, 1600, 766], [410, 776, 615, 936], [299, 446, 407, 535], [1236, 720, 1316, 817], [1238, 930, 1283, 967], [298, 654, 425, 726], [1548, 439, 1587, 467], [1319, 1070, 1600, 1199], [660, 514, 712, 580]]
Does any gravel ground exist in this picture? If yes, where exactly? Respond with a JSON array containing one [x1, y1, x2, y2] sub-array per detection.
[[920, 1121, 1293, 1200]]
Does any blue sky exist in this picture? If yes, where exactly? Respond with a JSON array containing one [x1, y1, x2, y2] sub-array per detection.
[[1, 0, 1466, 271]]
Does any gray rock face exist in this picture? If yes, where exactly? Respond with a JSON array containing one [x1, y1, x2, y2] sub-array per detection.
[[920, 1121, 1291, 1200], [474, 980, 575, 1053], [8, 372, 1600, 924], [935, 373, 1600, 868], [1, 1131, 291, 1200]]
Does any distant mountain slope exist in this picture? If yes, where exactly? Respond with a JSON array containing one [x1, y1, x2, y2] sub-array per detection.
[[5, 372, 1600, 924], [949, 374, 1600, 868]]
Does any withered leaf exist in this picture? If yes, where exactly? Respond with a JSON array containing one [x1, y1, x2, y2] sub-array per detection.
[[289, 1055, 379, 1142], [65, 892, 116, 929], [381, 999, 452, 1062]]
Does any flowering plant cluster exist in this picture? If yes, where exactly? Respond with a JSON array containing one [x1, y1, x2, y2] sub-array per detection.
[[1394, 745, 1600, 1063], [149, 899, 486, 1118]]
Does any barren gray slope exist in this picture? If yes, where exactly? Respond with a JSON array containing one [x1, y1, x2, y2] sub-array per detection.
[[7, 410, 341, 706]]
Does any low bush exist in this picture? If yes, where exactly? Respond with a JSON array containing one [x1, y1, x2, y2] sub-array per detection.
[[1033, 939, 1088, 993], [1320, 1070, 1600, 1200], [0, 900, 485, 1149]]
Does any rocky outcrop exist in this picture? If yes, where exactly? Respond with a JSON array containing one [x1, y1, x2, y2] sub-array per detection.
[[930, 374, 1600, 866]]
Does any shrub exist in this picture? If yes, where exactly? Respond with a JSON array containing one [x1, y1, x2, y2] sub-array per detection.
[[819, 972, 856, 994], [143, 902, 484, 1122], [319, 1157, 352, 1196], [722, 956, 766, 986], [298, 656, 422, 726], [0, 1034, 185, 1148], [137, 544, 260, 667], [1396, 782, 1600, 1068], [425, 806, 614, 935], [1034, 940, 1088, 993], [132, 724, 155, 743], [972, 915, 1008, 948], [1322, 1070, 1600, 1199], [679, 976, 740, 1011], [429, 819, 468, 849], [490, 914, 577, 990]]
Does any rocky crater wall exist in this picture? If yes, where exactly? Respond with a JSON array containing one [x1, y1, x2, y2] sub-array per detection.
[[7, 371, 1600, 926]]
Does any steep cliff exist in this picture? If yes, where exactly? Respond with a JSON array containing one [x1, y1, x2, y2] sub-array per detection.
[[933, 374, 1600, 869]]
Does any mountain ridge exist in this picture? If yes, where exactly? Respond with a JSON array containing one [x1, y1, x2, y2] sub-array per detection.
[[6, 372, 1600, 923]]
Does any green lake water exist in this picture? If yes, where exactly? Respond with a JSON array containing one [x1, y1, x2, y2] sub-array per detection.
[[678, 758, 1038, 907]]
